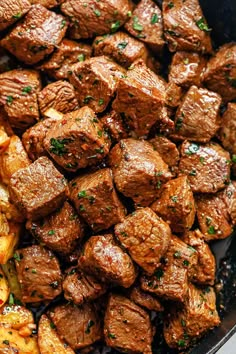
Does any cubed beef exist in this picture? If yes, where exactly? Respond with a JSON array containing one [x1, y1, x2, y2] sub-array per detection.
[[26, 201, 84, 254], [151, 176, 196, 233], [69, 168, 126, 232], [100, 110, 129, 143], [109, 138, 172, 206], [1, 5, 67, 65], [112, 59, 173, 137], [171, 86, 221, 142], [219, 103, 236, 156], [30, 0, 60, 8], [149, 135, 179, 169], [0, 0, 31, 31], [125, 0, 164, 53], [203, 43, 236, 102], [141, 236, 198, 302], [165, 82, 183, 108], [38, 81, 79, 115], [130, 285, 164, 312], [0, 69, 41, 129], [49, 303, 102, 350], [182, 229, 216, 285], [223, 182, 236, 226], [169, 51, 206, 88], [9, 156, 67, 220], [61, 0, 131, 39], [178, 141, 230, 193], [44, 107, 110, 172], [69, 56, 125, 113], [14, 245, 62, 302], [115, 208, 171, 275], [104, 294, 153, 354], [162, 0, 212, 53], [63, 267, 107, 305], [164, 284, 220, 349], [78, 234, 137, 288]]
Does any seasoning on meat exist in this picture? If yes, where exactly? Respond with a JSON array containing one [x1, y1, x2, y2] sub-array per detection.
[[30, 0, 60, 8], [0, 0, 31, 31], [219, 103, 236, 158], [100, 110, 130, 143], [130, 285, 164, 312], [149, 135, 180, 170]]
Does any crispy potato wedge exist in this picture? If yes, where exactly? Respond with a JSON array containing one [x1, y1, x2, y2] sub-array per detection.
[[0, 228, 20, 264], [0, 305, 34, 330], [0, 213, 9, 236], [2, 260, 22, 302], [0, 324, 39, 353], [0, 130, 10, 154], [0, 182, 24, 222], [0, 267, 9, 308]]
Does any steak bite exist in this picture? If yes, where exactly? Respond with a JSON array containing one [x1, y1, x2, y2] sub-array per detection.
[[130, 285, 164, 312], [9, 156, 67, 220], [44, 106, 110, 172], [125, 0, 165, 53], [100, 110, 129, 143], [151, 176, 196, 233], [149, 135, 179, 169], [30, 0, 60, 8], [1, 4, 67, 65], [0, 0, 31, 31], [61, 0, 131, 39], [78, 234, 137, 288], [69, 56, 125, 113], [115, 208, 171, 275], [178, 141, 230, 193], [104, 294, 153, 354], [14, 245, 62, 303], [203, 43, 236, 102], [69, 168, 126, 232], [162, 0, 212, 53], [165, 81, 183, 108], [219, 103, 236, 156], [109, 138, 172, 207]]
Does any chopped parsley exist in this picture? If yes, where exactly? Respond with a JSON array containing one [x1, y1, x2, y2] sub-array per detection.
[[167, 2, 174, 8], [174, 251, 182, 259], [83, 95, 94, 104], [2, 340, 9, 345], [94, 9, 101, 17], [208, 225, 216, 235], [151, 13, 159, 24], [77, 54, 85, 62], [111, 21, 120, 33], [22, 86, 32, 95], [133, 16, 143, 32], [50, 322, 56, 329], [117, 41, 128, 50], [185, 143, 199, 155], [183, 260, 190, 267], [175, 116, 183, 131], [9, 293, 15, 306], [61, 20, 67, 29], [232, 155, 236, 163], [189, 169, 197, 176], [154, 268, 164, 279], [98, 98, 104, 106], [78, 190, 87, 198], [181, 319, 186, 327], [13, 253, 21, 262], [31, 269, 37, 274], [108, 333, 116, 339], [196, 18, 211, 32], [171, 195, 178, 203], [49, 138, 71, 156], [85, 320, 95, 334], [12, 13, 21, 19], [178, 339, 186, 347], [6, 95, 13, 105], [48, 230, 55, 235]]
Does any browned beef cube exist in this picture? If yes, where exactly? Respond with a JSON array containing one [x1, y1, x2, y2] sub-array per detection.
[[178, 141, 230, 193], [100, 110, 129, 143], [169, 51, 206, 88], [0, 69, 41, 129], [182, 229, 216, 285], [165, 82, 183, 108], [38, 81, 79, 115], [78, 234, 137, 288], [49, 303, 102, 350], [104, 294, 153, 354], [44, 107, 110, 172], [112, 59, 173, 137], [203, 43, 236, 102], [115, 208, 171, 275], [130, 285, 164, 312], [223, 181, 236, 225], [1, 5, 67, 65], [219, 103, 236, 156], [172, 86, 221, 142], [151, 176, 196, 233], [141, 236, 198, 302], [0, 0, 31, 31], [125, 0, 164, 53], [14, 245, 62, 303], [69, 56, 125, 113], [149, 135, 180, 169], [69, 168, 126, 232], [30, 0, 60, 8], [26, 201, 84, 254], [63, 267, 107, 305], [61, 0, 131, 39], [109, 138, 172, 206], [164, 284, 220, 349], [9, 156, 67, 220], [162, 0, 212, 53]]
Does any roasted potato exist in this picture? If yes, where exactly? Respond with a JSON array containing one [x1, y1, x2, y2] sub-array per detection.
[[0, 130, 10, 154], [2, 260, 22, 302], [0, 267, 10, 308], [0, 223, 21, 264], [0, 305, 34, 330], [0, 182, 24, 222], [0, 324, 39, 353], [0, 212, 9, 236]]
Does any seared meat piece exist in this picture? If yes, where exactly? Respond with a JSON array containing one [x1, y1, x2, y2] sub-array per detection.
[[0, 0, 31, 31], [165, 82, 182, 108], [69, 56, 125, 113], [182, 229, 216, 285], [30, 0, 60, 8], [130, 285, 164, 312], [219, 103, 236, 156], [49, 303, 102, 350], [38, 81, 79, 115], [1, 5, 67, 65], [14, 245, 62, 303], [164, 284, 220, 349], [141, 236, 198, 302], [162, 0, 212, 53], [69, 168, 126, 232], [44, 107, 110, 172], [223, 181, 236, 226], [9, 156, 67, 220], [78, 234, 137, 288], [109, 138, 172, 206], [100, 110, 129, 143], [172, 86, 221, 142], [63, 267, 107, 305], [104, 294, 153, 354], [0, 69, 41, 130], [112, 59, 172, 137], [203, 43, 236, 102], [61, 0, 131, 39], [149, 135, 179, 169], [115, 208, 171, 275], [151, 176, 196, 233], [125, 0, 165, 53], [26, 201, 84, 254], [169, 51, 206, 88], [178, 141, 230, 193]]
